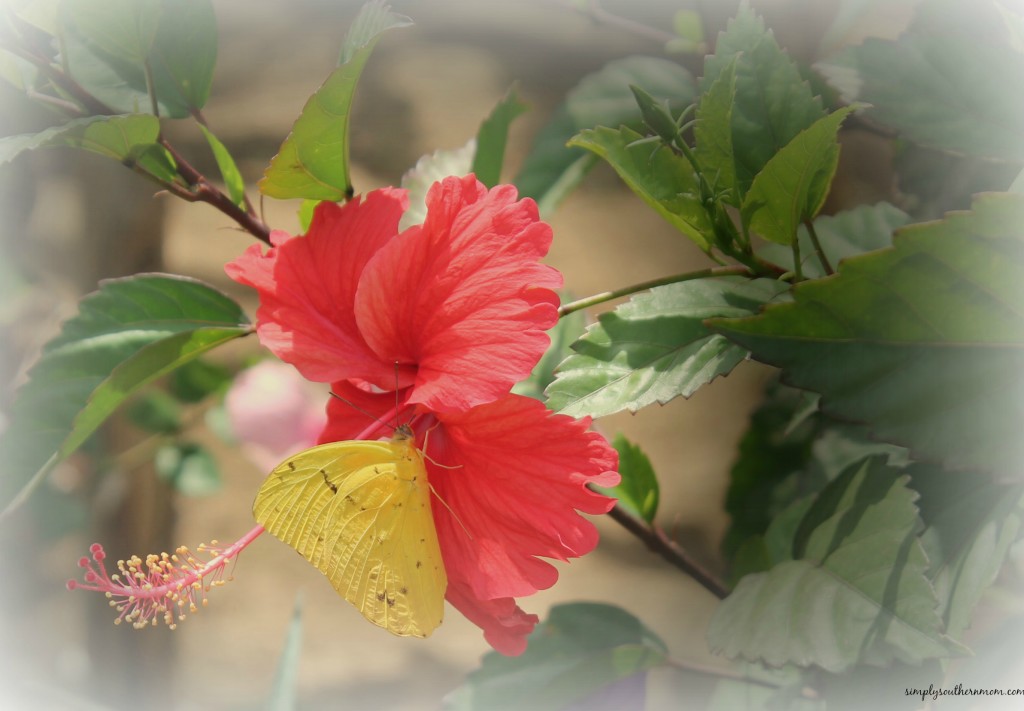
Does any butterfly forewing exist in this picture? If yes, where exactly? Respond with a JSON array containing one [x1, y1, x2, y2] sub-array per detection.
[[254, 435, 446, 637]]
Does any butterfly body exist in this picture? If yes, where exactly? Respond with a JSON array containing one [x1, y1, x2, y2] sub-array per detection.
[[254, 427, 446, 637]]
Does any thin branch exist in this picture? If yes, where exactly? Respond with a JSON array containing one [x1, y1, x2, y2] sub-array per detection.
[[605, 502, 729, 599], [803, 218, 834, 276], [558, 265, 752, 317]]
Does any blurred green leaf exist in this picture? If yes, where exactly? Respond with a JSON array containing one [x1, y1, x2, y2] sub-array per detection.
[[546, 278, 789, 418], [759, 202, 910, 279], [817, 29, 1024, 161], [710, 457, 964, 673], [911, 464, 1024, 642], [126, 390, 181, 434], [155, 442, 221, 496], [260, 1, 411, 200], [472, 85, 528, 188], [569, 126, 714, 251], [200, 124, 246, 207], [598, 434, 658, 523], [713, 193, 1024, 476], [59, 0, 217, 116], [0, 274, 250, 517], [266, 593, 304, 711], [62, 0, 161, 65], [700, 6, 825, 201], [515, 55, 696, 211], [445, 603, 666, 711], [666, 10, 705, 53], [743, 107, 855, 245], [169, 357, 232, 403]]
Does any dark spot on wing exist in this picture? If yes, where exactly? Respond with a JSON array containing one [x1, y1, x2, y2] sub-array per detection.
[[416, 561, 422, 568], [320, 469, 338, 494], [399, 587, 408, 595], [376, 591, 386, 601]]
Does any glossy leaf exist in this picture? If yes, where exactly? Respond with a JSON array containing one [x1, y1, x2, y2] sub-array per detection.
[[743, 107, 855, 245], [710, 458, 962, 672], [154, 442, 221, 496], [713, 193, 1024, 475], [759, 202, 911, 279], [200, 124, 246, 207], [445, 603, 666, 711], [598, 434, 659, 523], [546, 278, 789, 418], [817, 34, 1024, 162], [472, 85, 528, 188], [0, 275, 250, 516], [259, 2, 411, 200], [516, 55, 696, 209], [569, 126, 714, 251], [700, 6, 825, 201]]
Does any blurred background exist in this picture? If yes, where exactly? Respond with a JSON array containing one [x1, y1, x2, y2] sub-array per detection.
[[0, 0, 937, 709]]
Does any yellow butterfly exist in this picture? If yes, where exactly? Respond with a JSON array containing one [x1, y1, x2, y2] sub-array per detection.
[[253, 425, 446, 637]]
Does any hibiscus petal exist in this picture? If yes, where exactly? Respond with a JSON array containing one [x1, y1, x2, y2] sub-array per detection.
[[444, 579, 539, 656], [427, 395, 619, 603], [225, 191, 410, 387], [317, 380, 416, 444], [354, 176, 562, 413]]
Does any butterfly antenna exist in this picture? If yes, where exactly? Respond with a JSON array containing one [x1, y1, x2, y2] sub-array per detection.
[[427, 481, 473, 541], [393, 360, 401, 430], [328, 390, 396, 434]]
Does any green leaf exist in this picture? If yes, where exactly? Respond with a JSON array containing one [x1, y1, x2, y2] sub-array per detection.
[[511, 302, 585, 402], [710, 457, 962, 672], [200, 124, 246, 207], [713, 193, 1024, 475], [126, 390, 181, 434], [515, 55, 696, 209], [169, 357, 232, 403], [259, 2, 411, 200], [266, 594, 304, 711], [545, 278, 790, 418], [666, 10, 706, 54], [817, 32, 1024, 162], [911, 464, 1024, 642], [398, 140, 475, 230], [60, 0, 217, 117], [154, 441, 221, 496], [471, 85, 528, 188], [569, 126, 715, 251], [62, 0, 162, 65], [445, 603, 666, 711], [0, 274, 250, 517], [149, 0, 216, 111], [759, 202, 911, 279], [0, 114, 179, 182], [743, 107, 856, 245], [599, 434, 659, 523], [693, 58, 737, 204], [700, 6, 825, 201]]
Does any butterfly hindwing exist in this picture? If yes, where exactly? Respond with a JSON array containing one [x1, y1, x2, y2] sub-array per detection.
[[254, 435, 446, 637]]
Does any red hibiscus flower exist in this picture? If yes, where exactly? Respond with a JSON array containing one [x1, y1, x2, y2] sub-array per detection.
[[226, 175, 619, 655]]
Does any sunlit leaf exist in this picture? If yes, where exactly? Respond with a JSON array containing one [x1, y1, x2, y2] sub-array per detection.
[[399, 140, 475, 230], [710, 457, 964, 672], [743, 107, 856, 245], [259, 1, 411, 200], [597, 434, 659, 523], [546, 278, 789, 418], [445, 603, 666, 711], [713, 193, 1024, 475], [511, 303, 585, 402], [62, 0, 161, 65], [200, 124, 246, 207], [516, 56, 696, 211], [0, 275, 250, 517], [569, 126, 715, 251]]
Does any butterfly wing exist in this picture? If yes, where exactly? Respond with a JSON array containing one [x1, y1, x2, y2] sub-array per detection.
[[254, 438, 446, 637]]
